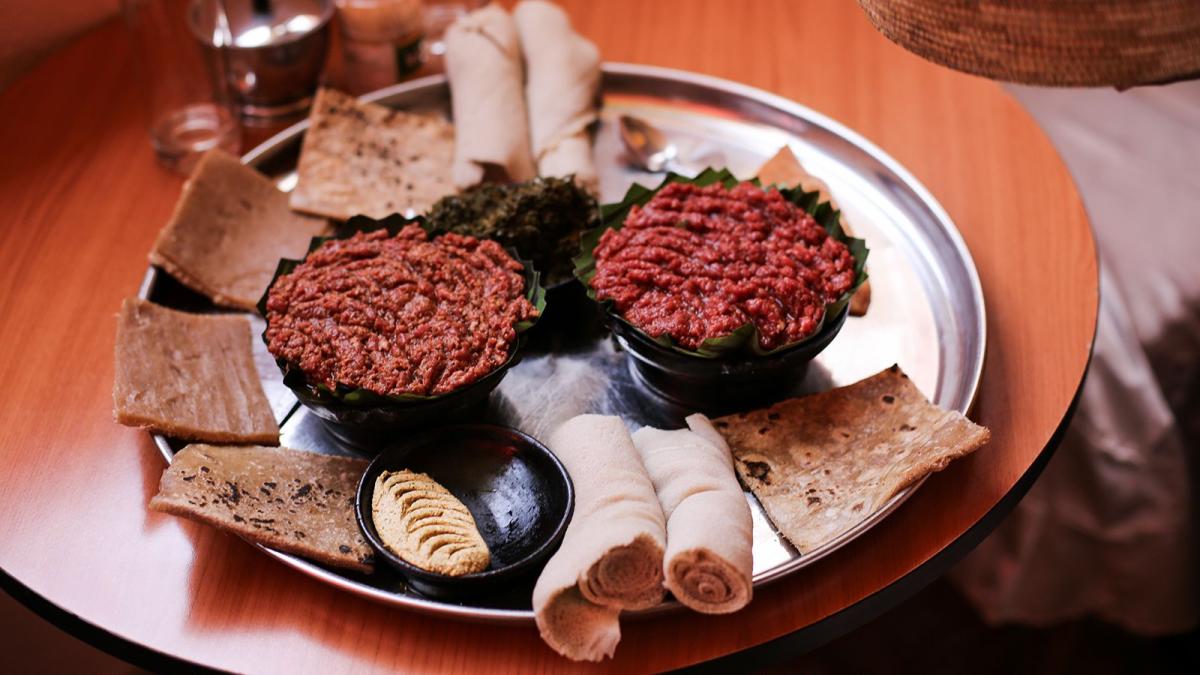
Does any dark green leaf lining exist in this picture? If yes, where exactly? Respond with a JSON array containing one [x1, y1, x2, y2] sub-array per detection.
[[258, 213, 546, 407], [574, 168, 869, 359]]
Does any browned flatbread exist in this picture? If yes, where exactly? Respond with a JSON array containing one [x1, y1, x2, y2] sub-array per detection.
[[290, 88, 457, 220], [113, 298, 279, 445], [150, 444, 373, 573], [150, 149, 330, 312], [713, 365, 989, 553], [847, 269, 871, 315], [757, 146, 871, 316]]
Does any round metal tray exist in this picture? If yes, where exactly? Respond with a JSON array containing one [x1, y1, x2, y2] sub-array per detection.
[[140, 63, 986, 624]]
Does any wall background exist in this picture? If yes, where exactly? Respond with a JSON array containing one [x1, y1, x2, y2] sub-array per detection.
[[0, 0, 118, 89]]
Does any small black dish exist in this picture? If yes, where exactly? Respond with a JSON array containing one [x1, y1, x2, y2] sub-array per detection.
[[356, 424, 574, 599], [611, 305, 849, 415]]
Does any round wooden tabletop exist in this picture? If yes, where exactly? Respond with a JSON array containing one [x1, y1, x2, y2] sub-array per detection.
[[0, 1, 1097, 672]]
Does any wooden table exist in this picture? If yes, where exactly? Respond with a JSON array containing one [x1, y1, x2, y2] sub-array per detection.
[[0, 1, 1097, 671]]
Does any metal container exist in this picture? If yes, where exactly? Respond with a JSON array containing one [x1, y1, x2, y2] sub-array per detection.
[[189, 0, 333, 123]]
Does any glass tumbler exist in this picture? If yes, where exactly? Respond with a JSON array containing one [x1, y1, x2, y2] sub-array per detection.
[[122, 0, 241, 175], [336, 0, 426, 80]]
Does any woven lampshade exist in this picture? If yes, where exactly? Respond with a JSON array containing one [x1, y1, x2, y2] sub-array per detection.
[[857, 0, 1200, 87]]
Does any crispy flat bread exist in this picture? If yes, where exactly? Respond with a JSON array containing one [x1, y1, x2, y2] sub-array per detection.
[[372, 469, 490, 576], [150, 444, 373, 573], [113, 298, 279, 445], [150, 150, 329, 312], [757, 146, 871, 315], [757, 145, 838, 205], [713, 365, 989, 553], [290, 88, 456, 220]]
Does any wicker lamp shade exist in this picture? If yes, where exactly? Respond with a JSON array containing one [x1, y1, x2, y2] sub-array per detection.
[[857, 0, 1200, 87]]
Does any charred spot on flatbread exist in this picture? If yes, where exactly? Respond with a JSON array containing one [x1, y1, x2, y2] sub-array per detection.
[[714, 365, 989, 553], [290, 88, 456, 220], [150, 150, 330, 312], [756, 145, 871, 316], [150, 444, 373, 573], [741, 460, 773, 484], [112, 298, 279, 445]]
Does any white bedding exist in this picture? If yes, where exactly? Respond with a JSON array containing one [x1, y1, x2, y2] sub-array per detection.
[[951, 80, 1200, 635]]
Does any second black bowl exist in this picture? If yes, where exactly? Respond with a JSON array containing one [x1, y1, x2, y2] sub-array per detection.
[[288, 340, 526, 452], [355, 424, 574, 599], [611, 305, 849, 415]]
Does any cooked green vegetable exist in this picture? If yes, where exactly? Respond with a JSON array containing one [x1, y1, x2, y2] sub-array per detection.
[[424, 177, 600, 285]]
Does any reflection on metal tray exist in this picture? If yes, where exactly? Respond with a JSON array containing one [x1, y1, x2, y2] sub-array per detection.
[[140, 63, 986, 625]]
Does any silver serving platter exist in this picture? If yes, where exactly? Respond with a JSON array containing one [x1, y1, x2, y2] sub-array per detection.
[[141, 64, 985, 624]]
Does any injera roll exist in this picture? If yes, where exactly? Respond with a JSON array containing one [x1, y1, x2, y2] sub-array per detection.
[[532, 414, 667, 661], [514, 0, 601, 193], [631, 415, 753, 614], [444, 5, 536, 188]]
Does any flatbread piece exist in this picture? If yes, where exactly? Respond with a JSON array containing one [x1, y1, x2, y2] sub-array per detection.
[[757, 145, 871, 315], [113, 298, 279, 445], [713, 365, 989, 553], [150, 444, 373, 573], [290, 88, 456, 220], [150, 149, 330, 311]]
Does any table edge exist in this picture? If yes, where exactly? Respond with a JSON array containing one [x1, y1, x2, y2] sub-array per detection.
[[684, 326, 1098, 671], [0, 9, 1104, 671], [0, 566, 221, 674], [0, 333, 1096, 674]]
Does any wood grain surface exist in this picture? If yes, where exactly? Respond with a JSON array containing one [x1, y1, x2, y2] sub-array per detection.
[[0, 1, 1098, 672]]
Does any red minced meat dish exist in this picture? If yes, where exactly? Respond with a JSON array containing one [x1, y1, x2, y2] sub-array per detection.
[[590, 182, 856, 351], [265, 226, 537, 397]]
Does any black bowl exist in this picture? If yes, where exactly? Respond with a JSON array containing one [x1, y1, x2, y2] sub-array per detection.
[[611, 305, 849, 415], [355, 424, 574, 598], [260, 213, 546, 450], [527, 278, 601, 338], [287, 340, 527, 452]]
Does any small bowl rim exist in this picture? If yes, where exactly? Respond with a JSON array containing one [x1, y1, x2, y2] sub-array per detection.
[[612, 302, 850, 367], [282, 334, 528, 414], [354, 423, 575, 584]]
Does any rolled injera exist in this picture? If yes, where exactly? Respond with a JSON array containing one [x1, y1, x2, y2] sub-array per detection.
[[532, 414, 667, 661], [513, 0, 601, 193], [444, 5, 536, 188], [632, 414, 753, 614]]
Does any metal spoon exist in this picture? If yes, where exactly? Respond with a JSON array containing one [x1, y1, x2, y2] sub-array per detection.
[[618, 115, 680, 173]]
